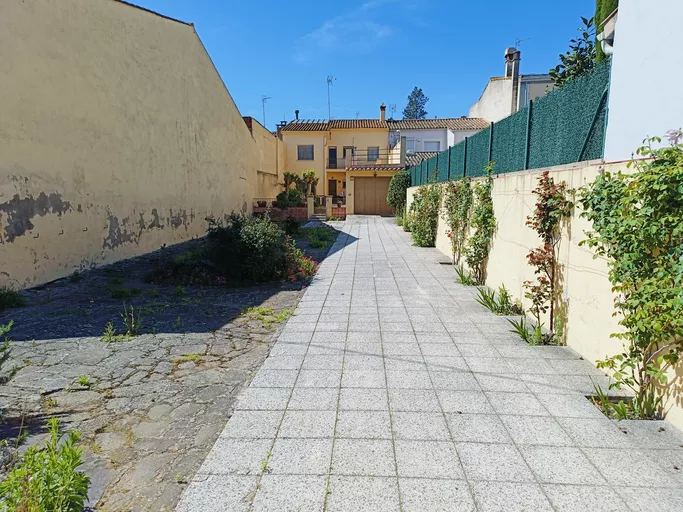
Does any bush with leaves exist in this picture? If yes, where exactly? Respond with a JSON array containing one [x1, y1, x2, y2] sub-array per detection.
[[387, 170, 411, 215], [408, 178, 442, 247], [578, 132, 683, 418], [443, 178, 473, 265], [0, 287, 25, 313], [464, 166, 496, 283], [0, 321, 18, 385], [275, 188, 305, 209], [0, 418, 90, 510], [550, 17, 597, 88], [523, 170, 572, 340]]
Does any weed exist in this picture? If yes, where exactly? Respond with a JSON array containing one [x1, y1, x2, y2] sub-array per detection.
[[175, 353, 202, 364], [150, 288, 161, 298], [302, 227, 335, 249], [110, 287, 140, 300], [76, 376, 92, 388], [507, 317, 557, 345], [0, 286, 26, 312], [69, 271, 82, 283], [0, 321, 18, 385], [173, 316, 183, 330], [107, 276, 124, 286], [42, 397, 58, 410], [140, 302, 167, 316], [0, 418, 90, 509], [102, 321, 126, 343], [173, 285, 185, 297], [260, 450, 272, 474], [475, 286, 524, 316], [455, 265, 478, 286], [121, 304, 143, 336], [174, 472, 187, 484]]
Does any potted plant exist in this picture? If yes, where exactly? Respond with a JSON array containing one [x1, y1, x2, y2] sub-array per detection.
[[337, 200, 343, 208], [257, 200, 267, 208]]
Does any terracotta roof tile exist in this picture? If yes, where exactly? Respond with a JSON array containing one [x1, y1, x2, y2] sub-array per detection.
[[405, 152, 439, 167], [329, 119, 388, 129], [280, 120, 329, 132], [388, 118, 489, 131]]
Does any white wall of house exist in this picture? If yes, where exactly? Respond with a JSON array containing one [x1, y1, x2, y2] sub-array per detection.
[[400, 129, 447, 153], [449, 129, 480, 146], [604, 0, 683, 162], [468, 78, 513, 122]]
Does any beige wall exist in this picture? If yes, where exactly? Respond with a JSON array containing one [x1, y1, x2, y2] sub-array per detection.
[[281, 132, 326, 188], [406, 161, 683, 429], [245, 118, 282, 199], [0, 0, 279, 289]]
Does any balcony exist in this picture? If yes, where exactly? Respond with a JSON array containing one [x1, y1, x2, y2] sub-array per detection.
[[326, 148, 402, 169]]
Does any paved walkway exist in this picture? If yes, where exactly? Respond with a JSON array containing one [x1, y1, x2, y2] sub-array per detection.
[[177, 216, 683, 512]]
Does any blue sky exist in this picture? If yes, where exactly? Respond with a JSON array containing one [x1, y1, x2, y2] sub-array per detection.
[[132, 0, 595, 129]]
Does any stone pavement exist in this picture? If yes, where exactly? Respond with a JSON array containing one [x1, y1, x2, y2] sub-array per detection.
[[177, 216, 683, 512]]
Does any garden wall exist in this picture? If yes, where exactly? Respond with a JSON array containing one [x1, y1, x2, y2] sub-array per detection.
[[0, 0, 280, 289], [407, 161, 683, 429]]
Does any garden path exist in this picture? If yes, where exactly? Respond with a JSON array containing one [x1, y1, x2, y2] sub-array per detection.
[[178, 216, 683, 512]]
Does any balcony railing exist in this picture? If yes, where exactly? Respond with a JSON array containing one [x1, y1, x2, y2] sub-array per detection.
[[326, 148, 402, 169]]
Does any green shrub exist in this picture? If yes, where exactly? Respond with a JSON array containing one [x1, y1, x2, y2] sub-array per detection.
[[387, 170, 411, 214], [408, 182, 442, 247], [578, 133, 683, 418], [0, 418, 90, 510], [0, 287, 26, 312], [275, 188, 305, 209], [282, 216, 300, 235], [0, 321, 18, 385], [464, 167, 496, 283], [109, 287, 140, 300]]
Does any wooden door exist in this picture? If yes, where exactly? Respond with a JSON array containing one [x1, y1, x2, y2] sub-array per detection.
[[328, 179, 337, 197], [354, 177, 392, 215]]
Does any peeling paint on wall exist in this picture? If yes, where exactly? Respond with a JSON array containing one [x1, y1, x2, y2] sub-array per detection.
[[0, 192, 71, 242], [102, 212, 138, 249]]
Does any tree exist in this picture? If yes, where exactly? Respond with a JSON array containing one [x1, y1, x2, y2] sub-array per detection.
[[549, 17, 597, 88], [402, 87, 429, 120]]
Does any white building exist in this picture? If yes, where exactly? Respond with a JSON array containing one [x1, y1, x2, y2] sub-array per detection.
[[469, 48, 555, 122], [388, 118, 489, 157], [603, 1, 683, 161]]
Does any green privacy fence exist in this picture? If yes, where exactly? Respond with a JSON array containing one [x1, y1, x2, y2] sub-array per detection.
[[409, 61, 611, 186]]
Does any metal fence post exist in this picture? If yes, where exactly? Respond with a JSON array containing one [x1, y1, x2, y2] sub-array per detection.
[[488, 122, 494, 164], [447, 147, 452, 181], [463, 137, 468, 177], [524, 100, 533, 170]]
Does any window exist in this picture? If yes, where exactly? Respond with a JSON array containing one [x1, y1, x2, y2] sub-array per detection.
[[367, 147, 380, 162], [406, 138, 416, 152], [424, 141, 440, 152], [297, 145, 314, 160]]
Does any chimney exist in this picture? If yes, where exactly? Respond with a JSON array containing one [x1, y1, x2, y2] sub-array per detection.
[[504, 48, 521, 113], [380, 103, 386, 122], [295, 109, 300, 120]]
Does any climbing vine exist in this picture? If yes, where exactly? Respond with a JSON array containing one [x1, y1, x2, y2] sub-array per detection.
[[443, 177, 473, 265], [579, 132, 683, 418], [523, 171, 572, 340], [408, 173, 442, 247], [464, 165, 495, 283]]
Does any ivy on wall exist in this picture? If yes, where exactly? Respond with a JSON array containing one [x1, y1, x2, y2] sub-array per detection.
[[442, 177, 473, 265], [408, 172, 442, 247], [464, 165, 496, 284], [523, 171, 573, 342], [579, 131, 683, 419]]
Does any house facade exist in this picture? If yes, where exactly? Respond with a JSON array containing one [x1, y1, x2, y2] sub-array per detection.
[[387, 118, 489, 160], [280, 105, 405, 215], [469, 47, 555, 122]]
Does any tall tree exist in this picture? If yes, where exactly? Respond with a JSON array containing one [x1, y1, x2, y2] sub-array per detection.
[[402, 87, 429, 120]]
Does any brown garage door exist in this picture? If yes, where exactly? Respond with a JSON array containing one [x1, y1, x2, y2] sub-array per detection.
[[354, 177, 393, 216]]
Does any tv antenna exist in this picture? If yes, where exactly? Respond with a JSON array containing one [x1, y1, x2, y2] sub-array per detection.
[[261, 95, 271, 127], [327, 76, 336, 120], [356, 111, 360, 119], [389, 104, 397, 118], [514, 37, 530, 48]]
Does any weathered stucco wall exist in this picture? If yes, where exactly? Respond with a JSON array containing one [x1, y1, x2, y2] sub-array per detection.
[[0, 0, 276, 288], [407, 161, 683, 429], [468, 78, 513, 122]]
